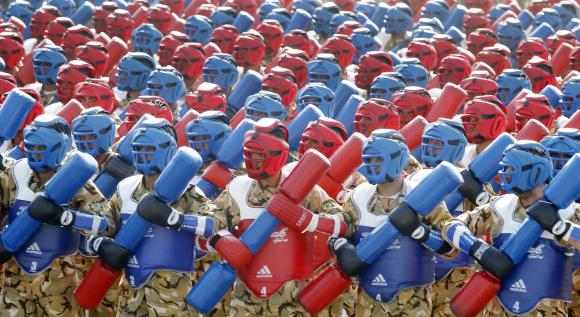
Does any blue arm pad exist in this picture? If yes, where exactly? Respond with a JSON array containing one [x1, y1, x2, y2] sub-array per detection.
[[333, 81, 361, 119], [1, 152, 98, 252], [500, 219, 543, 264], [444, 190, 464, 213], [155, 147, 202, 203], [114, 213, 152, 251], [421, 229, 450, 253], [519, 10, 535, 30], [187, 261, 237, 314], [71, 1, 94, 24], [196, 178, 220, 200], [94, 172, 119, 199], [286, 9, 311, 33], [529, 22, 555, 41], [217, 119, 256, 169], [72, 212, 108, 233], [7, 145, 25, 159], [446, 26, 465, 44], [370, 4, 388, 29], [540, 85, 562, 109], [355, 219, 401, 264], [239, 210, 281, 254], [181, 215, 215, 237], [0, 89, 35, 142], [335, 95, 364, 136], [469, 133, 516, 183], [445, 221, 480, 255], [226, 71, 262, 114], [569, 224, 580, 243], [232, 11, 255, 33], [444, 4, 467, 30], [287, 105, 323, 150]]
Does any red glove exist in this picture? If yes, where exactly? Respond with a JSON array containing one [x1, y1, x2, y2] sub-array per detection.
[[209, 230, 253, 270]]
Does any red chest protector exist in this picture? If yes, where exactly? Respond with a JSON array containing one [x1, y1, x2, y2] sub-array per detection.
[[229, 176, 313, 299]]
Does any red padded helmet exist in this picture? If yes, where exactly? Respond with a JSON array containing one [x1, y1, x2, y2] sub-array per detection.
[[73, 78, 119, 113], [30, 6, 61, 41], [391, 86, 433, 126], [56, 60, 96, 103], [233, 30, 266, 68], [522, 56, 557, 93], [461, 98, 507, 143], [243, 118, 290, 180], [355, 51, 394, 89], [299, 117, 346, 157], [262, 66, 298, 108], [172, 42, 206, 80], [158, 31, 190, 67], [106, 9, 134, 42], [354, 98, 400, 137], [256, 20, 284, 58], [61, 25, 94, 59], [184, 82, 226, 113], [406, 40, 438, 71], [466, 28, 497, 56], [75, 41, 109, 77], [516, 38, 550, 69], [210, 24, 239, 54], [437, 54, 473, 86], [320, 34, 355, 69]]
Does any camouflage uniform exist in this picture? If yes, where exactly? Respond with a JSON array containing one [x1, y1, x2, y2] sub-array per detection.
[[0, 160, 111, 317], [212, 174, 354, 317], [342, 177, 453, 317], [443, 196, 580, 317], [110, 178, 215, 317]]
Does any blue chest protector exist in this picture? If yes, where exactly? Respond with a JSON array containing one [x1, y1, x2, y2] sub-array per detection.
[[119, 175, 196, 289], [492, 194, 574, 315], [434, 204, 476, 280], [351, 182, 435, 303], [7, 159, 80, 275]]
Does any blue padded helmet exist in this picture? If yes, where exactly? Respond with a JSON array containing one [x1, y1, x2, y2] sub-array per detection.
[[369, 72, 406, 101], [186, 111, 231, 163], [23, 114, 72, 172], [535, 8, 562, 30], [554, 1, 578, 29], [541, 128, 580, 175], [72, 107, 116, 158], [295, 82, 335, 116], [131, 23, 163, 56], [496, 18, 525, 52], [131, 117, 177, 175], [360, 129, 410, 184], [33, 46, 67, 85], [293, 0, 321, 15], [267, 7, 292, 31], [411, 25, 438, 40], [414, 17, 444, 34], [184, 15, 213, 45], [421, 118, 467, 168], [329, 13, 356, 35], [259, 1, 281, 22], [420, 0, 449, 26], [559, 76, 580, 118], [307, 55, 341, 91], [46, 0, 75, 17], [489, 4, 512, 23], [211, 6, 237, 27], [496, 69, 532, 105], [498, 141, 552, 193], [116, 52, 156, 92], [244, 90, 288, 122], [352, 28, 379, 64], [203, 53, 239, 90], [144, 66, 187, 105], [355, 0, 377, 19], [313, 2, 340, 37], [7, 0, 34, 26], [394, 58, 429, 88], [384, 3, 412, 35]]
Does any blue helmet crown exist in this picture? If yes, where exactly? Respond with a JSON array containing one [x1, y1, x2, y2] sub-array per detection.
[[33, 46, 67, 85], [203, 54, 239, 90], [497, 18, 525, 51], [131, 23, 163, 56], [496, 69, 531, 106], [560, 76, 580, 118], [394, 58, 429, 88], [131, 117, 177, 175], [369, 72, 406, 101], [7, 0, 34, 25], [360, 129, 409, 184], [24, 114, 72, 172], [307, 56, 341, 91], [498, 141, 552, 193], [145, 66, 187, 105], [384, 3, 412, 34], [245, 90, 288, 122], [186, 111, 231, 163], [421, 118, 467, 168], [116, 52, 156, 92], [211, 6, 237, 27], [540, 128, 580, 175], [72, 107, 116, 158], [46, 0, 75, 17], [184, 15, 213, 45], [295, 82, 335, 116]]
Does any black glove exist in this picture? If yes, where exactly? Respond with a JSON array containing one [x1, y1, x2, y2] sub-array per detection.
[[136, 193, 184, 230], [389, 202, 424, 238], [330, 238, 367, 277], [458, 169, 490, 206], [469, 239, 514, 279], [0, 239, 12, 264], [527, 199, 571, 239], [28, 195, 75, 227], [96, 237, 133, 270]]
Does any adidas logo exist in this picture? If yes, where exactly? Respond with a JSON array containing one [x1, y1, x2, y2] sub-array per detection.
[[509, 279, 527, 293], [371, 274, 388, 287], [127, 256, 139, 268], [256, 265, 272, 278], [25, 243, 42, 255]]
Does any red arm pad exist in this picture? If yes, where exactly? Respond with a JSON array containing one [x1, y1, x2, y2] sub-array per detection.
[[551, 43, 574, 77], [451, 270, 501, 317], [230, 108, 246, 129], [103, 37, 129, 76], [515, 118, 550, 141], [318, 133, 364, 199], [299, 263, 353, 314], [201, 161, 233, 190], [175, 110, 200, 147], [57, 99, 85, 125], [401, 116, 429, 151], [506, 89, 532, 132], [426, 83, 467, 122], [491, 10, 518, 31], [95, 32, 111, 46], [279, 149, 331, 203], [210, 230, 253, 270], [131, 7, 148, 27], [75, 259, 122, 309], [563, 110, 580, 129], [15, 53, 35, 85]]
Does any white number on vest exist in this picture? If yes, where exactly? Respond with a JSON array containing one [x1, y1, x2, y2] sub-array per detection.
[[261, 287, 267, 297], [512, 301, 520, 312], [375, 294, 381, 301], [30, 261, 37, 272]]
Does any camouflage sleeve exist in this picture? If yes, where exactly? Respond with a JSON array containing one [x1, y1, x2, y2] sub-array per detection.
[[443, 198, 502, 239], [108, 191, 122, 236], [341, 192, 360, 237], [404, 155, 423, 176], [0, 167, 12, 219], [212, 189, 240, 232], [174, 185, 216, 218], [423, 202, 453, 233], [70, 180, 114, 236], [303, 185, 356, 236]]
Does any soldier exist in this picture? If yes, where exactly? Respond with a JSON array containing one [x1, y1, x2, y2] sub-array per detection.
[[0, 115, 111, 317]]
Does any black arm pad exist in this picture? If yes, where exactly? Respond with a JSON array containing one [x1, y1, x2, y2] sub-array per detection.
[[389, 202, 423, 238], [28, 195, 68, 226], [97, 237, 133, 270], [527, 199, 570, 239], [469, 239, 514, 280], [331, 238, 368, 277], [136, 193, 184, 230], [458, 169, 490, 206], [0, 239, 12, 264], [102, 155, 136, 181]]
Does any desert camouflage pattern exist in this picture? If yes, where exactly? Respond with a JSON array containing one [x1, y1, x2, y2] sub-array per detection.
[[0, 161, 111, 317], [109, 178, 215, 317], [443, 196, 580, 316], [212, 173, 352, 317], [342, 178, 452, 316]]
